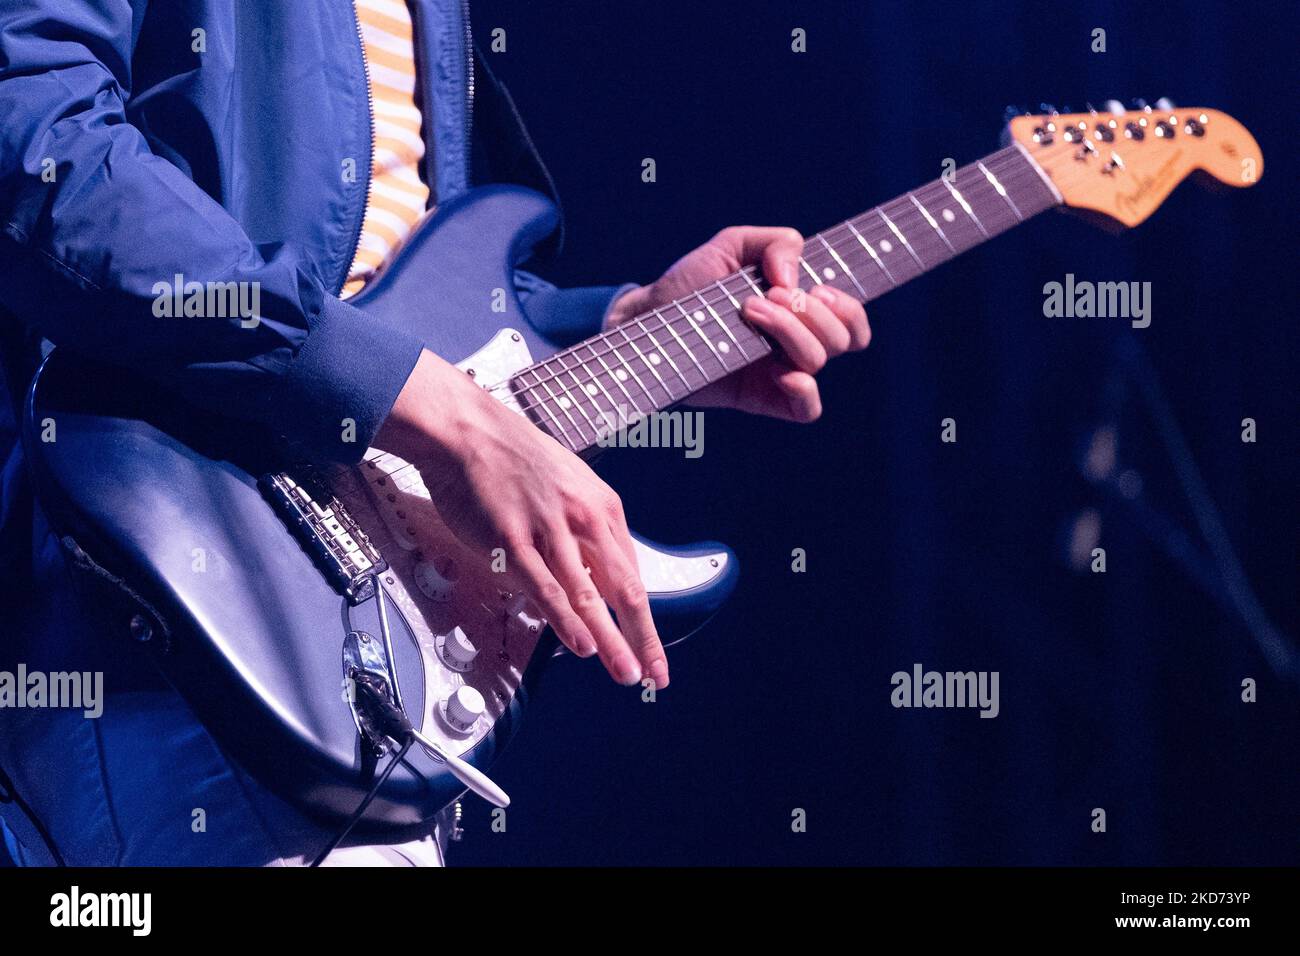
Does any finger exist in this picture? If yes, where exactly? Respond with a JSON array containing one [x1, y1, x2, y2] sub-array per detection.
[[711, 226, 804, 288], [769, 365, 822, 423], [809, 284, 871, 351], [742, 295, 827, 374], [769, 285, 852, 359], [510, 541, 599, 659], [545, 525, 643, 686], [588, 523, 668, 689]]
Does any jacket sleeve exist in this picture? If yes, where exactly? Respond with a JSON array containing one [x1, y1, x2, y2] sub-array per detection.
[[0, 1, 423, 465], [514, 271, 637, 345]]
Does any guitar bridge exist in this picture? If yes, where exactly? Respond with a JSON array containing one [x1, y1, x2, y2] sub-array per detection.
[[260, 469, 387, 604]]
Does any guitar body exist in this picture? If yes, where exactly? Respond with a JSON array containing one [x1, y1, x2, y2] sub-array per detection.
[[19, 105, 1262, 832], [22, 185, 738, 829]]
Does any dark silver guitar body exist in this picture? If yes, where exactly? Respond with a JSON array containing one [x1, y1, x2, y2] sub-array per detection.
[[23, 186, 737, 829]]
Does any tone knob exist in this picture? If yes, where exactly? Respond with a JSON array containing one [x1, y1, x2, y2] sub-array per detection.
[[442, 685, 485, 734], [437, 626, 479, 672], [414, 556, 456, 602]]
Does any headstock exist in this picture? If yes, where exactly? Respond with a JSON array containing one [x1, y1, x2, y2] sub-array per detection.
[[1006, 101, 1263, 228]]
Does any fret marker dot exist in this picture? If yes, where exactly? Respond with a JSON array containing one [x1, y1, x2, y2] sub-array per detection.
[[942, 208, 956, 223], [615, 368, 629, 381], [718, 340, 731, 354], [585, 383, 599, 396], [649, 353, 662, 365], [558, 397, 572, 410], [822, 267, 835, 280], [693, 310, 705, 321], [879, 239, 893, 253]]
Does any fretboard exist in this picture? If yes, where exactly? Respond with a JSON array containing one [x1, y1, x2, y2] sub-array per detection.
[[509, 143, 1060, 454]]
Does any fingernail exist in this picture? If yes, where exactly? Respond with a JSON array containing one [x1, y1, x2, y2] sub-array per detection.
[[578, 639, 599, 658], [782, 262, 798, 288], [811, 285, 835, 303], [614, 654, 642, 686], [648, 660, 670, 689]]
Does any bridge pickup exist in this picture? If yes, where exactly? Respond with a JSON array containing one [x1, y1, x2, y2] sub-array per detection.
[[260, 470, 387, 604]]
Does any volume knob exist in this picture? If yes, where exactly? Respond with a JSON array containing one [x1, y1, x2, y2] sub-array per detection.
[[414, 557, 456, 602], [442, 685, 485, 734], [437, 626, 479, 672]]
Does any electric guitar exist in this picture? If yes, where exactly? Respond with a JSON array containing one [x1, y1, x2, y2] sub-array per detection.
[[22, 103, 1263, 827]]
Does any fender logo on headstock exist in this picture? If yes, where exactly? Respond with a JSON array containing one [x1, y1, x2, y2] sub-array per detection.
[[1117, 150, 1182, 218]]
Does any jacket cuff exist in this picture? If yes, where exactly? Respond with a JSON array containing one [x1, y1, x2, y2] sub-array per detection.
[[519, 283, 638, 345], [274, 295, 424, 464]]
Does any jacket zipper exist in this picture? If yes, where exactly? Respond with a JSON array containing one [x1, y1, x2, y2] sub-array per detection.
[[340, 1, 376, 294], [461, 0, 474, 183]]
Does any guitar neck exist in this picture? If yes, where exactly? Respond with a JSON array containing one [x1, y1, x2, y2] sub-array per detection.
[[511, 143, 1062, 454]]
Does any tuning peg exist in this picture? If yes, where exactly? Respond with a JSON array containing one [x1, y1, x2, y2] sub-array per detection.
[[1103, 99, 1125, 114], [1039, 102, 1058, 115], [1004, 105, 1027, 121], [1130, 98, 1150, 111], [1154, 97, 1177, 111]]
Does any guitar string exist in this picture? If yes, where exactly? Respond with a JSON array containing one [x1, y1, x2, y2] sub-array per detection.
[[494, 149, 1037, 406], [371, 137, 1125, 475], [504, 137, 1103, 429], [494, 150, 1051, 432], [500, 158, 1053, 450], [525, 147, 1033, 382], [499, 147, 1042, 411]]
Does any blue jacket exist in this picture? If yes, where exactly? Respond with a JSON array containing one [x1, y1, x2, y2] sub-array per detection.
[[0, 0, 620, 464], [0, 0, 631, 866], [0, 0, 626, 582]]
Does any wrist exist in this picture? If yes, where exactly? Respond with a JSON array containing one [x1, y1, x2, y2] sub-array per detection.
[[375, 349, 484, 469]]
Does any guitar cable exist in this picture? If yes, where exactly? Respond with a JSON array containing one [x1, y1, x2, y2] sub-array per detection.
[[0, 762, 66, 867], [308, 672, 417, 867]]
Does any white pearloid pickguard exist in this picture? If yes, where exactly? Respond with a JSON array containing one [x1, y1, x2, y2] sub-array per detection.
[[328, 328, 729, 755]]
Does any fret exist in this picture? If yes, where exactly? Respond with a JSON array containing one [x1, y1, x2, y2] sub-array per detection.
[[817, 233, 866, 298], [845, 220, 896, 286], [922, 178, 985, 252], [907, 192, 956, 255], [1010, 140, 1064, 205], [534, 370, 586, 446], [616, 322, 674, 406], [941, 175, 988, 237], [876, 205, 926, 273], [521, 376, 575, 450], [597, 336, 652, 413], [675, 301, 734, 374], [571, 344, 629, 422], [889, 194, 956, 270], [737, 270, 766, 298], [698, 292, 754, 363], [547, 356, 602, 440], [958, 167, 1022, 237], [797, 256, 823, 285], [715, 278, 743, 310], [659, 309, 710, 384], [977, 160, 1023, 221], [636, 316, 692, 396]]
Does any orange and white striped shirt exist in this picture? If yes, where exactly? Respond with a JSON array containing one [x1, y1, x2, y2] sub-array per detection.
[[342, 0, 431, 299]]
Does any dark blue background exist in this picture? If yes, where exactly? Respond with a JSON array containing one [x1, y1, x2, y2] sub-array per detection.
[[451, 0, 1299, 864]]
